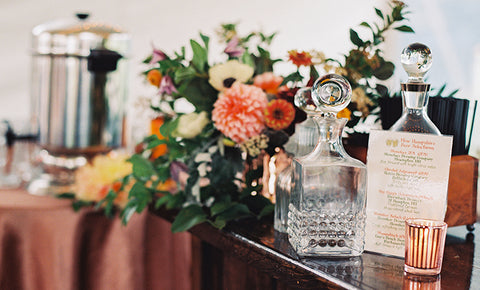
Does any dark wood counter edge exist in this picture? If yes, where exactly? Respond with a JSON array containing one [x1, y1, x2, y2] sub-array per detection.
[[151, 207, 357, 290]]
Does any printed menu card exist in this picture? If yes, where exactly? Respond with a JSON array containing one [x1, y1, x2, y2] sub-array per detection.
[[364, 130, 453, 257]]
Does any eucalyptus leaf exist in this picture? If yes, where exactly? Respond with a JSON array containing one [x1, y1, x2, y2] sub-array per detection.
[[171, 204, 207, 233], [375, 7, 384, 19], [349, 29, 364, 47], [394, 25, 414, 33]]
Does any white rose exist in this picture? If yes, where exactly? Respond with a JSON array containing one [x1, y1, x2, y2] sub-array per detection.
[[173, 111, 210, 139]]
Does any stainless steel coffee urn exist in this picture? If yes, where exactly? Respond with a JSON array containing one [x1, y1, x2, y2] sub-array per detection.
[[29, 13, 130, 195]]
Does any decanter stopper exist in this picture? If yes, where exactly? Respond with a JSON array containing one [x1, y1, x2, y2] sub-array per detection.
[[294, 87, 320, 115], [400, 42, 432, 83], [311, 74, 352, 116]]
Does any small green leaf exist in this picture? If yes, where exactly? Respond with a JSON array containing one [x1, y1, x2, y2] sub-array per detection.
[[174, 66, 197, 83], [200, 33, 210, 50], [209, 219, 227, 229], [349, 29, 364, 47], [394, 25, 414, 33], [72, 200, 93, 211], [241, 51, 255, 68], [190, 40, 208, 72], [171, 204, 207, 233], [373, 61, 395, 80], [129, 154, 156, 181], [210, 201, 232, 216], [375, 7, 384, 19], [214, 203, 251, 223], [447, 89, 459, 97], [129, 182, 153, 212], [159, 117, 180, 137], [386, 15, 392, 25], [102, 190, 117, 217], [155, 194, 171, 208], [280, 71, 303, 86], [359, 21, 371, 29], [392, 5, 404, 21], [121, 205, 136, 225], [155, 192, 185, 209], [258, 204, 274, 219], [56, 193, 75, 199]]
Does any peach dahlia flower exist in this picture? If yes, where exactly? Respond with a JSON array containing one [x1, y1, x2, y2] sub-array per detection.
[[253, 72, 283, 94], [212, 83, 268, 143]]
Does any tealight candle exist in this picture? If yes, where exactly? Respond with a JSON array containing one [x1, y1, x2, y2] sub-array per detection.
[[404, 219, 447, 276]]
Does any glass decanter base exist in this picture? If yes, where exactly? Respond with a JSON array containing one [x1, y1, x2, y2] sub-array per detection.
[[287, 204, 365, 257]]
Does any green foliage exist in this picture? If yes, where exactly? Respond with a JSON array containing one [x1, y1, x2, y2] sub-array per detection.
[[280, 71, 303, 86], [177, 78, 217, 112], [321, 1, 415, 123], [121, 182, 153, 224], [190, 39, 208, 72], [349, 29, 365, 47], [129, 154, 155, 182], [171, 204, 207, 232]]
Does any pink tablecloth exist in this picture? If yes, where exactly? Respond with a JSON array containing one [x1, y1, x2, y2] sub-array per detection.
[[0, 190, 193, 290]]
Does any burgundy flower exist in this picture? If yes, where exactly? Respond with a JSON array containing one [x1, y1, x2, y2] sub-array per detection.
[[158, 75, 178, 95], [224, 36, 244, 58]]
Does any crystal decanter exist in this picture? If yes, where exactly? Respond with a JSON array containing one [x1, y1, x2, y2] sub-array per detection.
[[390, 43, 441, 134], [274, 87, 320, 233], [287, 74, 367, 257]]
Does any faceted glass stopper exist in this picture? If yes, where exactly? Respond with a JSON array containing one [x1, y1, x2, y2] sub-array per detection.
[[401, 43, 432, 82], [311, 74, 352, 114], [294, 87, 321, 115]]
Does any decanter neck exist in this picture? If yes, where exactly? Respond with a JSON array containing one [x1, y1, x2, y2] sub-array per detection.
[[314, 115, 345, 142], [401, 83, 431, 110]]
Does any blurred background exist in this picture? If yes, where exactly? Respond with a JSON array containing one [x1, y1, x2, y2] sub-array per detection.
[[0, 0, 479, 157]]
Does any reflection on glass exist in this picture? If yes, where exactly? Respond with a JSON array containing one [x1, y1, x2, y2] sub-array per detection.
[[403, 272, 441, 290]]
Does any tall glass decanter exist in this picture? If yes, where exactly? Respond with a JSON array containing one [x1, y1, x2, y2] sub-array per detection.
[[274, 87, 320, 233], [287, 74, 367, 257], [390, 43, 441, 134]]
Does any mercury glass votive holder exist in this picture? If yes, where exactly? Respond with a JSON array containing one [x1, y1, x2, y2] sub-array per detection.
[[404, 219, 447, 276]]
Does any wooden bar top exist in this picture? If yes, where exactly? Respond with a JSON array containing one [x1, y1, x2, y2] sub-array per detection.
[[154, 207, 479, 289]]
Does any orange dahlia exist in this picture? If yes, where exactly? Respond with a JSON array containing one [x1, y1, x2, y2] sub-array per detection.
[[288, 50, 313, 67], [147, 69, 162, 87], [264, 99, 296, 130], [253, 72, 284, 94], [212, 83, 268, 143]]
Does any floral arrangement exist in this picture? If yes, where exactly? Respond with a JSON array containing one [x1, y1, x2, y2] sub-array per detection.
[[283, 1, 413, 134], [61, 1, 413, 232]]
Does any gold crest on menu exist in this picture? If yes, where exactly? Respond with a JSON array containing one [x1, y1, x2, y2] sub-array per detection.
[[386, 139, 399, 147]]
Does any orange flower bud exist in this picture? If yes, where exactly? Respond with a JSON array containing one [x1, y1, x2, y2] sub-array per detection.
[[147, 70, 162, 87], [150, 116, 168, 159]]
